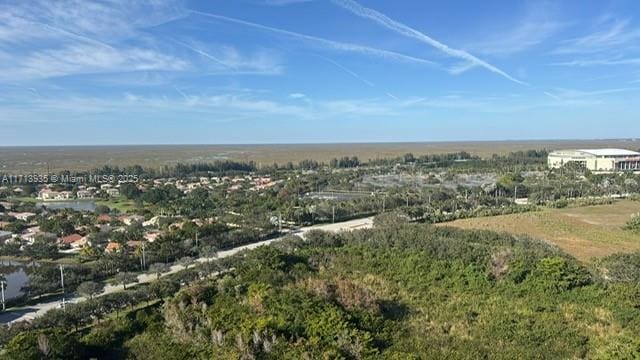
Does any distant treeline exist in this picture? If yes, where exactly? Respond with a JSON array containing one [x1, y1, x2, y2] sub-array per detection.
[[0, 150, 551, 184]]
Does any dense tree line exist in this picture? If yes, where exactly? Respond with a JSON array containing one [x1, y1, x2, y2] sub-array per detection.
[[4, 224, 638, 358]]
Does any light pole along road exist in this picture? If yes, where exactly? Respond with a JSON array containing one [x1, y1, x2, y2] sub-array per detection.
[[0, 216, 374, 325]]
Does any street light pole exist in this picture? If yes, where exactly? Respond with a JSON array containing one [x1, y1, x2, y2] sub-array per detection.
[[59, 264, 66, 311], [141, 243, 146, 270], [1, 280, 6, 311]]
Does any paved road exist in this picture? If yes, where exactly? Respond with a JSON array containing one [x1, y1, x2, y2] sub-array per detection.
[[0, 217, 374, 325]]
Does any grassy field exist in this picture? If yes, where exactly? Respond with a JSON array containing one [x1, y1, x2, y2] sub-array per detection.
[[440, 200, 640, 262], [1, 139, 639, 172], [96, 198, 136, 213]]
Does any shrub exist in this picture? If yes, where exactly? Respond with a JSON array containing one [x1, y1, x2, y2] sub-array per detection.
[[595, 252, 640, 282], [624, 213, 640, 232], [528, 256, 592, 292]]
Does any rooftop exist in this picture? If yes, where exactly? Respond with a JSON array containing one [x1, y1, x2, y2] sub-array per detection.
[[578, 148, 640, 157]]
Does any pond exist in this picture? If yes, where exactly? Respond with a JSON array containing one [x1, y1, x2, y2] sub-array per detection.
[[0, 259, 35, 301], [36, 200, 97, 212]]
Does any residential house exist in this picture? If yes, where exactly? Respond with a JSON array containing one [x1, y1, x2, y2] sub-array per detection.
[[97, 214, 113, 223], [105, 242, 121, 253], [38, 189, 55, 200], [143, 216, 168, 228], [59, 234, 88, 248], [76, 190, 92, 199], [119, 215, 145, 226], [106, 188, 120, 197], [21, 227, 56, 244], [143, 231, 160, 243], [9, 212, 36, 221], [57, 191, 72, 200], [126, 240, 142, 249]]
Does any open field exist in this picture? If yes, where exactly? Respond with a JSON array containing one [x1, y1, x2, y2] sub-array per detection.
[[1, 139, 639, 173], [439, 200, 640, 262], [96, 198, 136, 213]]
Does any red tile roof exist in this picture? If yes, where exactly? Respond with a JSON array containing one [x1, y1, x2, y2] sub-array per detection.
[[105, 242, 121, 252], [61, 234, 83, 245], [97, 214, 112, 223], [126, 240, 142, 248]]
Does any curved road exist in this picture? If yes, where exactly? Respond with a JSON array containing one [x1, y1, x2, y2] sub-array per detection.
[[0, 217, 373, 325]]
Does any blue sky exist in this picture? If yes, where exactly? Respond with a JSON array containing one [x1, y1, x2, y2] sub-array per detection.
[[1, 0, 639, 146]]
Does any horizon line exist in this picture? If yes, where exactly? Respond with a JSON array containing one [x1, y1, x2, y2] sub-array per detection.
[[0, 138, 638, 149]]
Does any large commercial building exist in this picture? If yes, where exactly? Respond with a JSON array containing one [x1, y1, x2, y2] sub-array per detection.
[[548, 148, 640, 172]]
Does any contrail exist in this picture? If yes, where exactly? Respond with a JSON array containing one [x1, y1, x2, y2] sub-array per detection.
[[30, 21, 116, 50], [171, 39, 233, 69], [316, 55, 398, 100], [189, 9, 437, 67], [174, 86, 199, 106], [173, 86, 190, 101], [331, 0, 527, 85], [385, 92, 398, 100], [543, 91, 562, 101], [316, 55, 374, 87]]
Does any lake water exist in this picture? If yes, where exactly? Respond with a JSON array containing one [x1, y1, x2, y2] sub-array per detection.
[[0, 259, 34, 301], [36, 201, 97, 212]]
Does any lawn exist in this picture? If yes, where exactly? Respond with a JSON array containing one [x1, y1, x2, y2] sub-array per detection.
[[439, 200, 640, 262], [96, 198, 136, 213]]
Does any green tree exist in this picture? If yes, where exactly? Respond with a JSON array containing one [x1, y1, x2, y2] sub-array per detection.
[[148, 263, 170, 280], [95, 205, 111, 215], [178, 256, 194, 269], [111, 272, 137, 290], [76, 281, 104, 300], [1, 329, 82, 360], [119, 183, 142, 199]]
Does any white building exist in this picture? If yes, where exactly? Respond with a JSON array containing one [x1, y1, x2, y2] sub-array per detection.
[[77, 190, 93, 199], [106, 188, 120, 197], [38, 189, 72, 201], [9, 212, 36, 221], [548, 148, 640, 172]]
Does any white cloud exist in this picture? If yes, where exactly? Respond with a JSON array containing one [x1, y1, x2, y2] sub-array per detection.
[[171, 40, 283, 75], [0, 0, 187, 43], [289, 93, 306, 99], [331, 0, 527, 85], [262, 0, 313, 6], [551, 57, 640, 67], [554, 18, 640, 54], [0, 0, 193, 80], [544, 87, 640, 101], [0, 44, 189, 80], [466, 3, 566, 57], [124, 92, 140, 102], [215, 46, 283, 74]]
